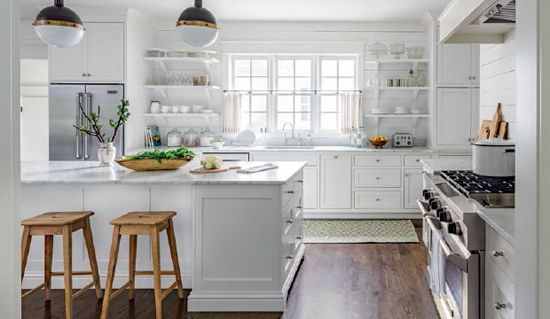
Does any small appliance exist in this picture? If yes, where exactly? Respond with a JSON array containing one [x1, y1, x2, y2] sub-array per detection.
[[392, 133, 413, 148]]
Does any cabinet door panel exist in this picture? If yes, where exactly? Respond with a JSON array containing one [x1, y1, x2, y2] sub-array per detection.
[[320, 155, 352, 209], [437, 88, 472, 146], [50, 38, 87, 82], [86, 23, 124, 82], [404, 169, 424, 209], [471, 88, 480, 140], [303, 167, 318, 209], [437, 44, 472, 84], [471, 44, 481, 84]]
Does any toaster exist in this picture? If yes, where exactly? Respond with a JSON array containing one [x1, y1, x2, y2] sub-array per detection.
[[393, 133, 413, 148]]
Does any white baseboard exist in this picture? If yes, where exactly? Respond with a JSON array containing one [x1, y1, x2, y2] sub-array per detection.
[[187, 293, 286, 312], [304, 212, 422, 219]]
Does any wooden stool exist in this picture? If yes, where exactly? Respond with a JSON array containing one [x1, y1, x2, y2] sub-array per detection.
[[20, 212, 103, 319], [100, 211, 183, 319]]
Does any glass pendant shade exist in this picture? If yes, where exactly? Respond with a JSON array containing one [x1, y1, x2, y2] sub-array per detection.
[[176, 0, 219, 48], [33, 0, 85, 48]]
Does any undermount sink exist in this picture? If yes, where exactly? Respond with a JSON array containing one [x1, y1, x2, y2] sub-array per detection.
[[264, 146, 316, 150]]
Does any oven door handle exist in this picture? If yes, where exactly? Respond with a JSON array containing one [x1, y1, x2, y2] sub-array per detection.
[[417, 200, 436, 219], [439, 238, 469, 272]]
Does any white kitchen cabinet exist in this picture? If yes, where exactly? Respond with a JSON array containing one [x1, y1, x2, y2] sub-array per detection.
[[404, 169, 424, 209], [320, 154, 352, 209], [437, 43, 480, 85], [303, 167, 318, 209], [436, 88, 479, 146], [50, 23, 124, 83]]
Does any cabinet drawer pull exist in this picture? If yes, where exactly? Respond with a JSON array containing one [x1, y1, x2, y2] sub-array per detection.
[[334, 156, 338, 159], [376, 198, 381, 202], [492, 251, 504, 257], [285, 191, 295, 194], [87, 73, 91, 77], [286, 255, 294, 260], [416, 159, 420, 162], [296, 180, 304, 183], [376, 159, 381, 162], [494, 302, 506, 310], [376, 177, 381, 180], [296, 236, 303, 240], [405, 173, 410, 177], [82, 73, 86, 77], [296, 205, 303, 209], [286, 219, 294, 224]]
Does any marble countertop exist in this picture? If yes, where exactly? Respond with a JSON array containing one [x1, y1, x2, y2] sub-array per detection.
[[420, 159, 473, 173], [129, 145, 473, 155], [21, 160, 306, 185], [421, 159, 515, 246], [477, 208, 515, 247]]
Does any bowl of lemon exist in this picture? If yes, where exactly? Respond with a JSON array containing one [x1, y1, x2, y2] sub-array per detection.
[[369, 136, 388, 149]]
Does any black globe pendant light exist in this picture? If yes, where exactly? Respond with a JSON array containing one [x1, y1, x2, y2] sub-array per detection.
[[33, 0, 85, 48], [176, 0, 219, 48]]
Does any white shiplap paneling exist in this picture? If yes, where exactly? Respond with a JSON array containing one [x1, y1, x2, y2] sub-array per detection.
[[480, 29, 517, 139]]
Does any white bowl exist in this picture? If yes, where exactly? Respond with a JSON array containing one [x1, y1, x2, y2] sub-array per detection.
[[212, 142, 224, 149], [192, 105, 204, 113]]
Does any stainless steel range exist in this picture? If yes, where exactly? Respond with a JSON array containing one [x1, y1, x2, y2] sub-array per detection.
[[420, 169, 515, 318]]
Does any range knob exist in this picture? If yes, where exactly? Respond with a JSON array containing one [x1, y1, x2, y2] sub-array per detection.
[[447, 222, 461, 235], [429, 198, 442, 210], [435, 207, 447, 217], [439, 210, 452, 222]]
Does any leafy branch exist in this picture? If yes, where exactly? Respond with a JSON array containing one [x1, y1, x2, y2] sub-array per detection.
[[73, 99, 131, 143]]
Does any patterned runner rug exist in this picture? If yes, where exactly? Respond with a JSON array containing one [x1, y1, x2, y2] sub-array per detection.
[[303, 220, 419, 243]]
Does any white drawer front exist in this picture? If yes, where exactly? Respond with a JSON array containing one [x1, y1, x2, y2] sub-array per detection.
[[437, 155, 472, 160], [404, 154, 431, 167], [354, 190, 402, 209], [487, 226, 515, 282], [252, 154, 318, 166], [486, 258, 515, 319], [354, 154, 401, 167], [354, 168, 401, 188]]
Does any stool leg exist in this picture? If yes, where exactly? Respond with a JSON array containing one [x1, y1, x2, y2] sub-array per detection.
[[82, 218, 103, 299], [62, 225, 73, 319], [166, 220, 184, 299], [21, 226, 32, 283], [128, 235, 137, 300], [151, 227, 163, 319], [44, 235, 53, 301], [101, 225, 122, 319]]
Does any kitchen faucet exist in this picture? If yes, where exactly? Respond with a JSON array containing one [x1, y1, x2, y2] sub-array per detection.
[[283, 122, 302, 146]]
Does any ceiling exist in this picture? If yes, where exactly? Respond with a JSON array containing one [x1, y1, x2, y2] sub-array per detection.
[[21, 0, 449, 22]]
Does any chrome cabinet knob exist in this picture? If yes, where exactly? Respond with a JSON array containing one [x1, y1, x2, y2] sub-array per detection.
[[376, 177, 381, 180], [296, 205, 303, 209], [296, 180, 304, 183], [376, 159, 381, 162], [468, 76, 472, 80], [334, 156, 338, 159], [296, 236, 303, 240], [376, 198, 380, 201], [473, 76, 477, 80], [286, 255, 294, 260], [405, 173, 410, 177], [87, 73, 91, 77], [416, 159, 420, 162], [285, 191, 295, 194], [494, 302, 506, 310], [286, 219, 294, 224], [82, 73, 86, 77], [492, 251, 504, 257]]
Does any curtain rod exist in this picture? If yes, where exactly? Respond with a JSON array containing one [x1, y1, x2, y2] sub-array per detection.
[[223, 89, 363, 94]]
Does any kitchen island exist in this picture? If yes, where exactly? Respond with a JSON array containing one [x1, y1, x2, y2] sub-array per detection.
[[21, 160, 306, 312]]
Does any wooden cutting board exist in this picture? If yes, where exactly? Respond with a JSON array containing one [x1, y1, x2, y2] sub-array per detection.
[[190, 166, 241, 174], [477, 120, 493, 141], [498, 121, 508, 139], [490, 103, 502, 138]]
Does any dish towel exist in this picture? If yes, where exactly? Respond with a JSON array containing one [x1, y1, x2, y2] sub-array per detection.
[[223, 92, 241, 134], [340, 92, 363, 134], [237, 164, 278, 174], [429, 229, 447, 297]]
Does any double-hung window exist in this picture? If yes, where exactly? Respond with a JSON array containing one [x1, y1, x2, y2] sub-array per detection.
[[232, 56, 269, 130], [275, 56, 313, 130], [229, 54, 357, 133]]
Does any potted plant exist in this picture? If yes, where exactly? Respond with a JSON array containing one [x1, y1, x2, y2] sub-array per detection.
[[73, 99, 131, 167]]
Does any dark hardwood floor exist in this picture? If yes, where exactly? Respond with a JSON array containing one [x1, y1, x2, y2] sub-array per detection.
[[22, 227, 439, 319]]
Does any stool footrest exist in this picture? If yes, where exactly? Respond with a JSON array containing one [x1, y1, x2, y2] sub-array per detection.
[[161, 281, 179, 301], [134, 270, 175, 276], [110, 281, 131, 301], [51, 271, 93, 277], [21, 282, 46, 299], [72, 281, 96, 300]]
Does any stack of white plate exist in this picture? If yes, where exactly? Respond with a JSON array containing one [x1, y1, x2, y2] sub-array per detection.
[[394, 107, 407, 115], [372, 108, 389, 115]]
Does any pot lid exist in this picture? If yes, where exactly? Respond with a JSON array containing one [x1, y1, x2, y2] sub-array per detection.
[[474, 138, 515, 146]]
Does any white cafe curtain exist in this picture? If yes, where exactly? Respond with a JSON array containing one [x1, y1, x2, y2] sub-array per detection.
[[223, 92, 241, 134], [340, 92, 363, 134]]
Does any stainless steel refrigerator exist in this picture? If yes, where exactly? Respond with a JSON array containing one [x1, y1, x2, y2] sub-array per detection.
[[49, 84, 124, 161]]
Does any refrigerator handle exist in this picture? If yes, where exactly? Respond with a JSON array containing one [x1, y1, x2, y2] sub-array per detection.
[[76, 93, 84, 159], [85, 93, 92, 159]]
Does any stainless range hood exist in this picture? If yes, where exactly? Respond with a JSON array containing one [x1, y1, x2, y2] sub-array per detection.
[[471, 0, 516, 24], [439, 0, 516, 44]]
